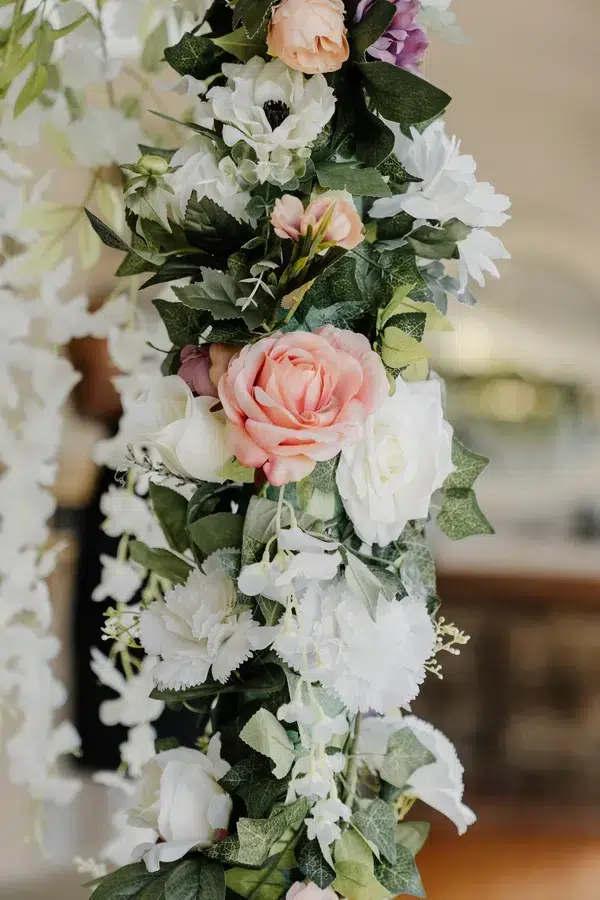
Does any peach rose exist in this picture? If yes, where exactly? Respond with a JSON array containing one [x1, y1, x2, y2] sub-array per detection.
[[271, 191, 365, 250], [218, 326, 389, 486], [267, 0, 350, 75]]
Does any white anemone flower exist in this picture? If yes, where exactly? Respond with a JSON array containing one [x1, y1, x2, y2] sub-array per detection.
[[208, 57, 335, 185]]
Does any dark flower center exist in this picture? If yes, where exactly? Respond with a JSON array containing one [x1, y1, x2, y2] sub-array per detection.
[[263, 100, 290, 130]]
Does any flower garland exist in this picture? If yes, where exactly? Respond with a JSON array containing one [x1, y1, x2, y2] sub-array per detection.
[[0, 0, 214, 822], [3, 0, 510, 895]]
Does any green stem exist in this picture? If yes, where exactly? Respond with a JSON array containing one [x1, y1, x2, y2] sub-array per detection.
[[343, 713, 362, 811]]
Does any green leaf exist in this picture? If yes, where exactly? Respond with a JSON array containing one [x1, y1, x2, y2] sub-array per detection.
[[357, 61, 451, 125], [173, 268, 241, 319], [149, 483, 190, 554], [217, 457, 256, 484], [14, 64, 48, 118], [220, 754, 287, 818], [355, 103, 395, 168], [184, 197, 252, 255], [151, 662, 285, 703], [241, 497, 292, 566], [91, 862, 160, 900], [380, 728, 436, 790], [164, 32, 222, 78], [188, 512, 244, 558], [352, 799, 397, 865], [232, 0, 276, 37], [395, 522, 436, 594], [316, 162, 391, 198], [380, 324, 430, 369], [333, 862, 389, 900], [117, 251, 155, 276], [395, 822, 430, 856], [352, 0, 396, 56], [85, 209, 130, 252], [240, 709, 296, 779], [129, 540, 193, 585], [297, 839, 336, 889], [165, 858, 225, 900], [187, 483, 220, 526], [445, 438, 489, 491], [344, 552, 384, 620], [335, 828, 374, 870], [142, 20, 168, 73], [407, 220, 471, 261], [153, 298, 208, 346], [378, 283, 416, 329], [212, 798, 310, 867], [304, 299, 371, 332], [225, 867, 286, 900], [374, 846, 425, 898], [437, 487, 494, 541], [376, 211, 414, 242], [212, 27, 266, 61]]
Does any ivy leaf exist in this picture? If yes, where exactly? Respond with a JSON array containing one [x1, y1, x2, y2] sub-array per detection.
[[129, 540, 193, 585], [188, 512, 244, 558], [85, 209, 130, 253], [216, 799, 310, 867], [445, 438, 490, 491], [220, 754, 287, 818], [165, 858, 225, 900], [184, 197, 253, 256], [149, 483, 190, 554], [164, 32, 222, 78], [225, 867, 286, 900], [304, 299, 371, 332], [232, 0, 276, 37], [352, 799, 398, 865], [333, 862, 389, 900], [297, 839, 336, 889], [240, 708, 296, 778], [316, 162, 391, 198], [357, 61, 451, 125], [374, 846, 425, 898], [380, 728, 436, 790], [395, 822, 430, 856], [351, 1, 396, 57], [212, 27, 266, 61], [91, 862, 162, 900], [152, 299, 208, 347], [437, 487, 494, 541]]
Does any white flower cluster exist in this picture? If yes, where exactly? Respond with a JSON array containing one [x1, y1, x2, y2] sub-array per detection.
[[371, 119, 511, 303]]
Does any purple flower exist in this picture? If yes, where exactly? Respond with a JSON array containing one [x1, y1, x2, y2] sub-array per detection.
[[355, 0, 429, 74]]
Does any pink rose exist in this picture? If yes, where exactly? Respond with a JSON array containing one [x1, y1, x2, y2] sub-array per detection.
[[179, 346, 217, 398], [267, 0, 350, 75], [287, 883, 338, 900], [218, 326, 389, 486], [271, 192, 365, 251]]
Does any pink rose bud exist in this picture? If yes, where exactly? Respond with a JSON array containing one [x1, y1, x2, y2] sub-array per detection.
[[209, 343, 240, 391], [267, 0, 350, 75], [179, 345, 218, 398], [287, 883, 339, 900], [271, 195, 304, 242], [218, 326, 389, 486], [301, 191, 366, 250]]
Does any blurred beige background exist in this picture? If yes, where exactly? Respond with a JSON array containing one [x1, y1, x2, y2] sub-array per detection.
[[2, 1, 600, 898]]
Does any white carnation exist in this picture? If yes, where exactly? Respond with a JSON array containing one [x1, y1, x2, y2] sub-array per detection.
[[275, 579, 435, 713], [370, 120, 510, 228], [140, 551, 277, 690], [336, 376, 455, 547], [208, 57, 335, 186]]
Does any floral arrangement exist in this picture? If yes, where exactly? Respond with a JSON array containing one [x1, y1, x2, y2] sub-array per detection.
[[1, 0, 510, 894]]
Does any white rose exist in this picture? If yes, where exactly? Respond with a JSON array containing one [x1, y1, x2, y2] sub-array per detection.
[[133, 374, 231, 483], [129, 738, 232, 872], [336, 376, 454, 547]]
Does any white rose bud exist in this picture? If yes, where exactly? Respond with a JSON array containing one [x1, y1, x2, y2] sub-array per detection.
[[133, 375, 231, 483], [128, 741, 232, 872], [336, 376, 455, 547]]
